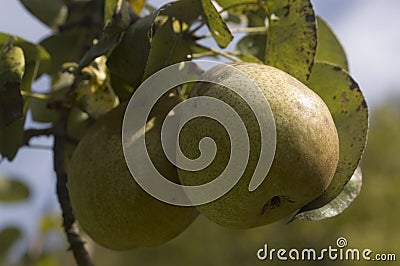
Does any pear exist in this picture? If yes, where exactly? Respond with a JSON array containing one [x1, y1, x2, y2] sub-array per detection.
[[68, 93, 198, 250], [178, 62, 339, 228]]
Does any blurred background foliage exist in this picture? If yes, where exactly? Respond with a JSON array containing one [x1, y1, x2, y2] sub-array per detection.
[[3, 97, 398, 266]]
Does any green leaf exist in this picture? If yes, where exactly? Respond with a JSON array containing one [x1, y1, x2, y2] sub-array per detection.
[[0, 227, 21, 259], [191, 43, 217, 58], [0, 86, 23, 129], [315, 17, 348, 71], [247, 7, 268, 27], [300, 62, 368, 212], [0, 175, 30, 202], [235, 34, 266, 61], [143, 18, 192, 80], [223, 13, 245, 25], [109, 75, 135, 102], [0, 43, 25, 129], [67, 107, 93, 141], [40, 28, 87, 76], [295, 167, 362, 221], [21, 61, 38, 94], [107, 12, 159, 93], [215, 0, 257, 7], [78, 34, 121, 71], [0, 33, 50, 74], [82, 0, 132, 70], [0, 36, 45, 160], [233, 52, 263, 64], [63, 1, 103, 29], [20, 62, 39, 121], [214, 0, 260, 16], [29, 96, 56, 123], [128, 0, 145, 15], [161, 0, 202, 25], [201, 0, 233, 48], [78, 5, 133, 70], [29, 70, 72, 123], [264, 0, 317, 83], [0, 118, 24, 161], [105, 0, 119, 25], [19, 0, 66, 29]]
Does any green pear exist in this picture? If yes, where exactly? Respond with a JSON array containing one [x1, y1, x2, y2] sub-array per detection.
[[178, 62, 339, 228], [68, 93, 198, 250]]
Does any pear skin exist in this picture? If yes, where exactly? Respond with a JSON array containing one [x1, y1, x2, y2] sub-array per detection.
[[178, 63, 339, 228], [68, 93, 198, 250]]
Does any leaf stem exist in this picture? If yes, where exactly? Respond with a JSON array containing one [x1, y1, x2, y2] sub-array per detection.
[[20, 91, 50, 100], [231, 26, 267, 34], [196, 26, 266, 40], [193, 44, 241, 62], [25, 144, 53, 150], [191, 51, 215, 58]]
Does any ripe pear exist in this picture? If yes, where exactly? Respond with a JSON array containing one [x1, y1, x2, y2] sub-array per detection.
[[68, 93, 198, 250], [178, 63, 339, 228]]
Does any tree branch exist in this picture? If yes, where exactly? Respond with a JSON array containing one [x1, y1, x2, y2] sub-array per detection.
[[53, 110, 94, 266], [23, 128, 53, 146]]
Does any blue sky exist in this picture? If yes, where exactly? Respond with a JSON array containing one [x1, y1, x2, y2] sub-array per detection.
[[0, 0, 399, 263], [314, 0, 400, 105]]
